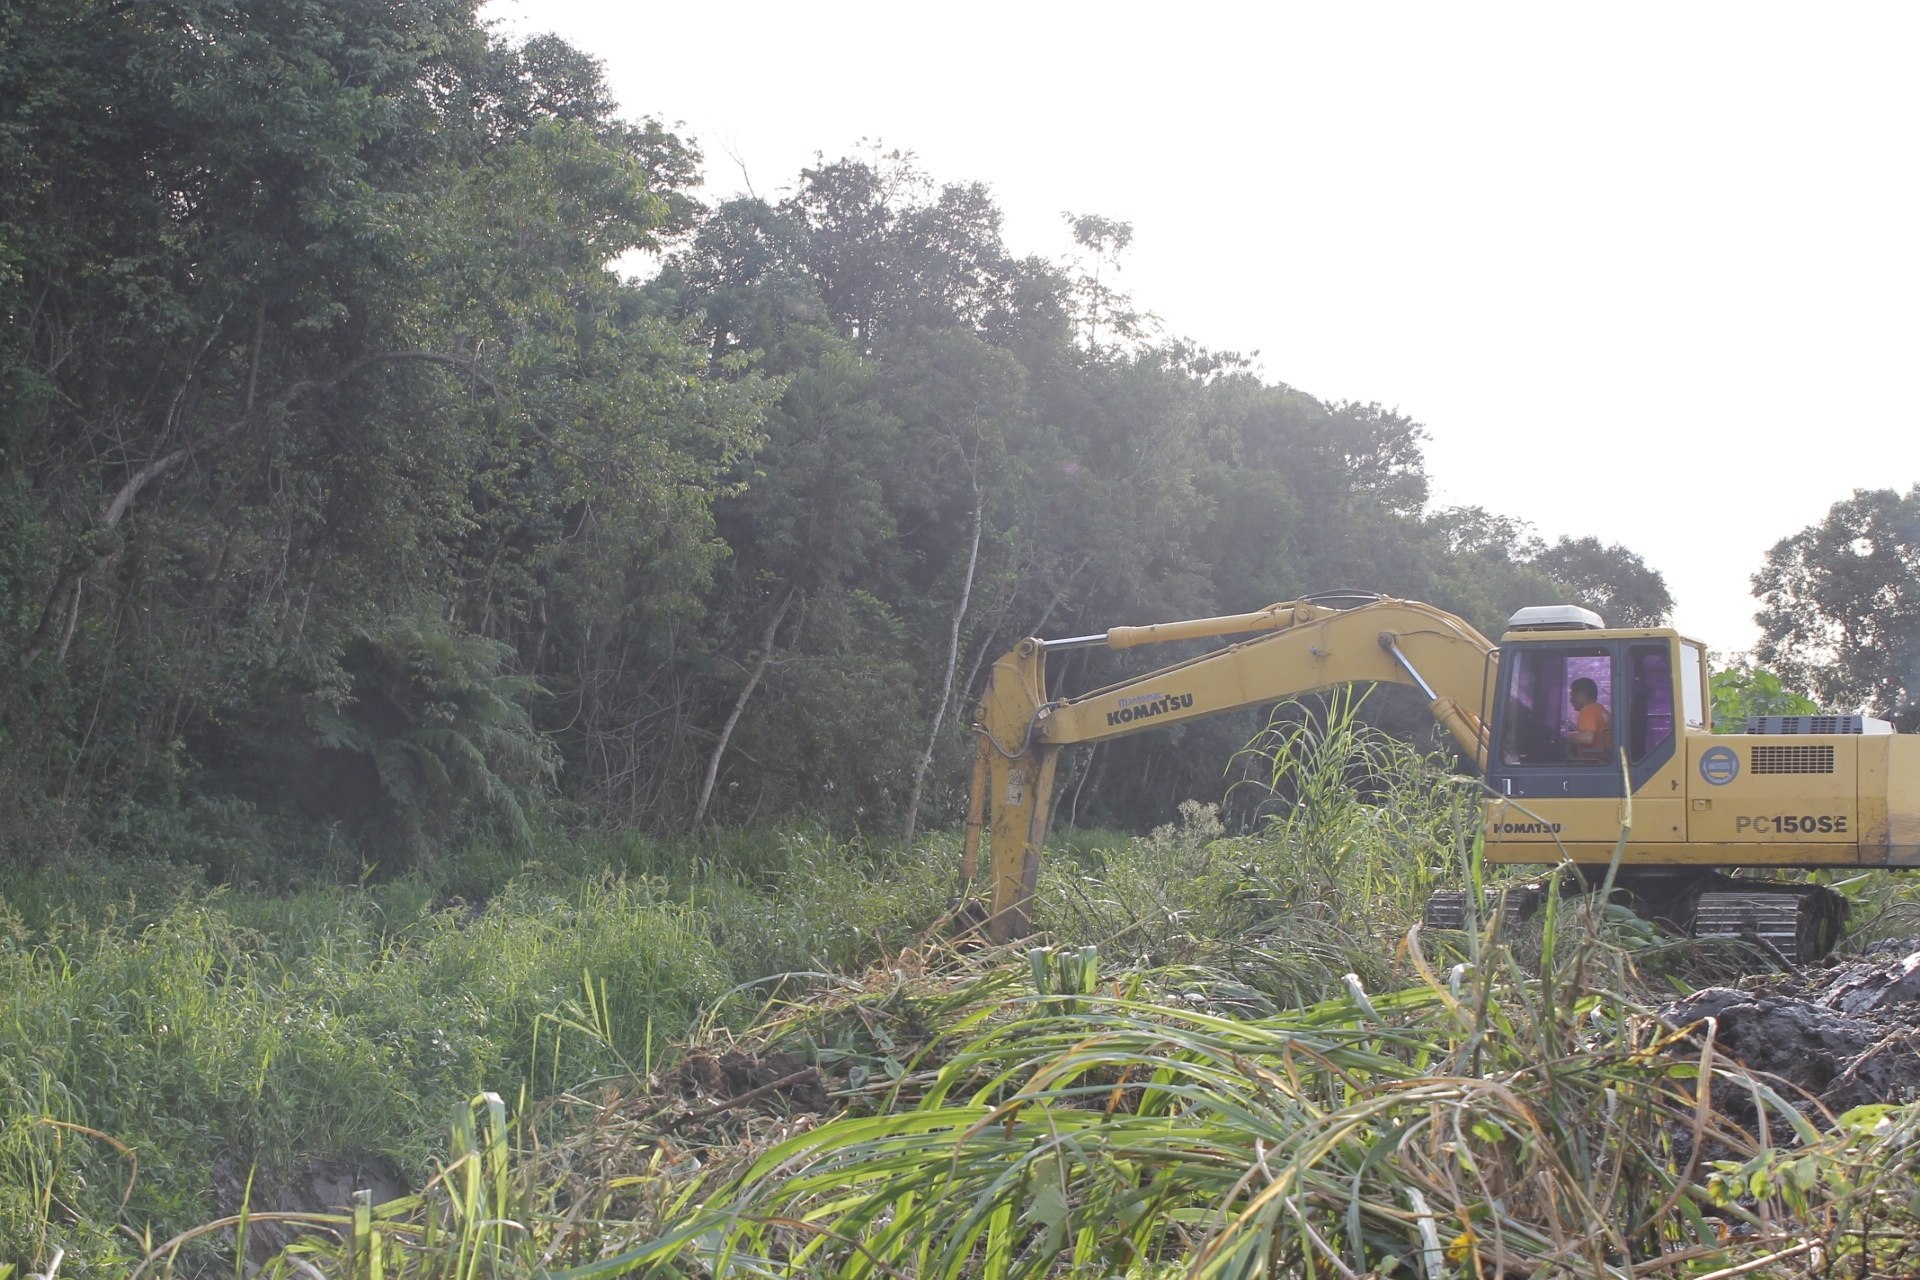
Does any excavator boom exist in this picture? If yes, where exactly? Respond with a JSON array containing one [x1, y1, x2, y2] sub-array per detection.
[[963, 596, 1498, 941]]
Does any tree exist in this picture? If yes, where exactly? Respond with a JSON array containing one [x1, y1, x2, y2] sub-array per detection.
[[1753, 486, 1920, 728], [690, 345, 901, 830], [253, 606, 556, 865], [2, 0, 514, 833], [1414, 506, 1556, 638], [1530, 535, 1674, 627], [879, 329, 1031, 843], [780, 148, 1035, 354], [1063, 212, 1149, 352], [0, 1, 770, 858]]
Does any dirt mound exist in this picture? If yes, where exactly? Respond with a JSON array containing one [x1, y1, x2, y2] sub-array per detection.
[[1659, 942, 1920, 1116]]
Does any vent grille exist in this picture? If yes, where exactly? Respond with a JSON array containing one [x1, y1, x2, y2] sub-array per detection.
[[1751, 745, 1836, 775], [1744, 715, 1870, 735]]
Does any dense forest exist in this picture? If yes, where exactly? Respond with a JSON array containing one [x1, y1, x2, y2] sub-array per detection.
[[2, 0, 1907, 878]]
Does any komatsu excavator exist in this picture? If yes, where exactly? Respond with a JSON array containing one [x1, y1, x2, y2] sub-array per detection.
[[960, 594, 1920, 962]]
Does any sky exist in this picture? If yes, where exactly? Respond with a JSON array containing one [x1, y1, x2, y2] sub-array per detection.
[[486, 1, 1919, 655]]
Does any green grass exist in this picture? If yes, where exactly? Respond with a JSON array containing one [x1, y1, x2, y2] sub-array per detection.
[[0, 828, 956, 1275], [618, 954, 1718, 1278], [1038, 692, 1482, 1006], [0, 883, 726, 1272]]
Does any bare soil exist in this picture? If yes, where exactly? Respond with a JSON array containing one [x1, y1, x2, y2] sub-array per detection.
[[1659, 942, 1920, 1116]]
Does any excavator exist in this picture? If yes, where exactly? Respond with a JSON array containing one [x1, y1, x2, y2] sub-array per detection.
[[960, 594, 1920, 962]]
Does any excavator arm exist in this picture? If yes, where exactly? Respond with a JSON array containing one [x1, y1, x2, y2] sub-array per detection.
[[960, 595, 1500, 941]]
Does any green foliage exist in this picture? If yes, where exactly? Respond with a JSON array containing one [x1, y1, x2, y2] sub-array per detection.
[[1708, 665, 1821, 732], [1754, 485, 1920, 727], [1239, 690, 1471, 900], [1041, 691, 1477, 1007], [577, 934, 1792, 1280], [0, 859, 748, 1274], [1531, 533, 1675, 626], [303, 607, 558, 864], [679, 829, 956, 979], [3, 0, 1701, 873], [1039, 799, 1245, 961], [0, 0, 786, 858], [0, 814, 991, 1271], [1703, 1102, 1920, 1277], [115, 889, 1920, 1279], [8, 753, 1920, 1277], [37, 8, 1920, 1272], [1063, 210, 1147, 350]]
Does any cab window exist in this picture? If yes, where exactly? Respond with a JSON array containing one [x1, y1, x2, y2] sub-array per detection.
[[1626, 643, 1674, 763], [1679, 642, 1706, 728], [1498, 646, 1612, 766]]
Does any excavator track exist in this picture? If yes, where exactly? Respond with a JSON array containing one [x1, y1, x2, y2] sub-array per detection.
[[1424, 874, 1848, 966], [1421, 890, 1473, 932], [1691, 885, 1849, 967], [1421, 883, 1548, 934]]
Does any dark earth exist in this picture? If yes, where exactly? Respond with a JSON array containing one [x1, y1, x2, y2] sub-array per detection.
[[1659, 942, 1920, 1117]]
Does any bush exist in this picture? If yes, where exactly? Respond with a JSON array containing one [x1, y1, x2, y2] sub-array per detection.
[[1038, 690, 1480, 1005], [0, 870, 734, 1273]]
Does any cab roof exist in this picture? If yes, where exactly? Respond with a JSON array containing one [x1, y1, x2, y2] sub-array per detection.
[[1505, 605, 1605, 632]]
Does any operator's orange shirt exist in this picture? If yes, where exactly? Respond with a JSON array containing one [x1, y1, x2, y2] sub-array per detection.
[[1574, 702, 1612, 760]]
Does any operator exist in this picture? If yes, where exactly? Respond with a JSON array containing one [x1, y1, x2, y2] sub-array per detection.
[[1567, 677, 1612, 762]]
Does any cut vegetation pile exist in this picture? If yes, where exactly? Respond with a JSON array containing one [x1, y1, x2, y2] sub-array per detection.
[[199, 924, 1920, 1279]]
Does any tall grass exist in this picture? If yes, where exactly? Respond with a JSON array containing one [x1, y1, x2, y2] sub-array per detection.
[[569, 852, 1889, 1280], [226, 694, 1920, 1277], [591, 927, 1724, 1278], [1234, 689, 1476, 923], [96, 705, 1920, 1277], [1040, 690, 1480, 1006], [0, 823, 958, 1274], [0, 887, 694, 1269]]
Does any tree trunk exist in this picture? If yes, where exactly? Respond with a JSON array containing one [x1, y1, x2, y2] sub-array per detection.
[[691, 585, 797, 831], [900, 481, 984, 846]]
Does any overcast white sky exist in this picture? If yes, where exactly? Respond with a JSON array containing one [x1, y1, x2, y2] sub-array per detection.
[[487, 1, 1917, 655]]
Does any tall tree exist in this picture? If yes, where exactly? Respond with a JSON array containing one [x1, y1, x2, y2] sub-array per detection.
[[880, 329, 1031, 843], [2, 0, 507, 828], [1530, 535, 1673, 627], [1753, 486, 1920, 727], [1063, 213, 1149, 352], [691, 345, 901, 829]]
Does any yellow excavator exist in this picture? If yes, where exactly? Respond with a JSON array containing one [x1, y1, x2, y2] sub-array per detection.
[[960, 593, 1920, 961]]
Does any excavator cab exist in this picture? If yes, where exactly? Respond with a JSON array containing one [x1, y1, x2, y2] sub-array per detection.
[[1486, 612, 1702, 802], [1479, 609, 1714, 869], [1471, 611, 1852, 959]]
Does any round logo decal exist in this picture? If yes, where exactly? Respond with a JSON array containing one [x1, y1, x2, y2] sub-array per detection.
[[1699, 745, 1740, 786]]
